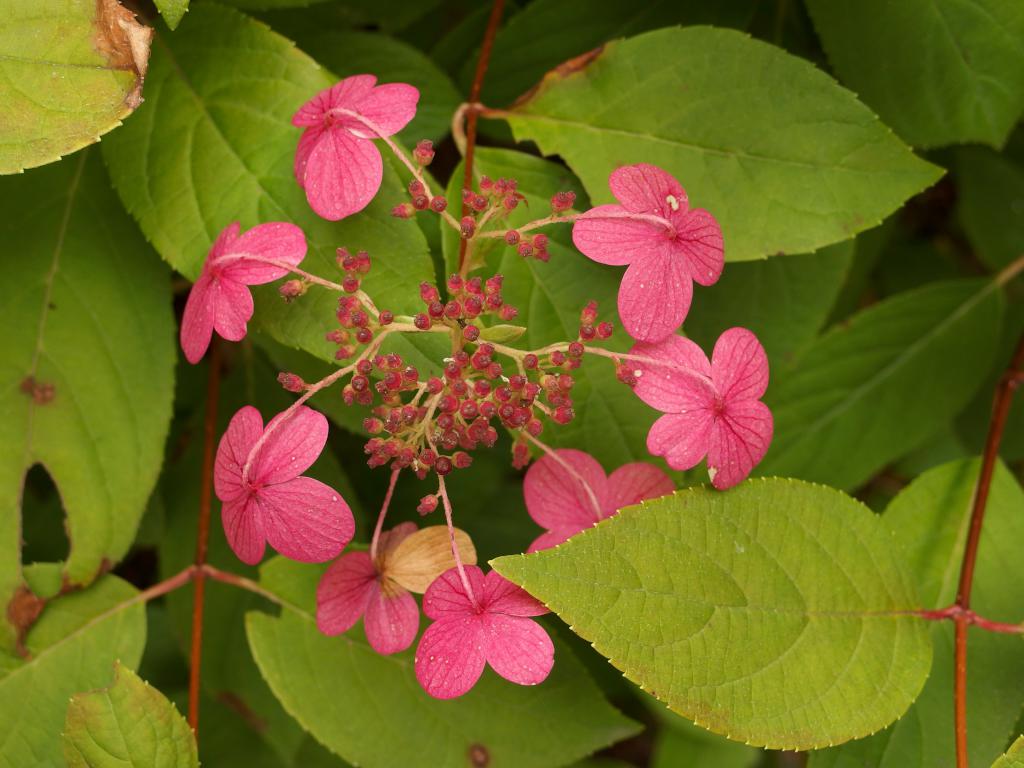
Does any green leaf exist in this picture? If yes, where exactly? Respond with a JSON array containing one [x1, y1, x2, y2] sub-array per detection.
[[101, 4, 438, 369], [0, 0, 151, 173], [811, 459, 1024, 767], [492, 478, 932, 751], [0, 568, 147, 766], [956, 146, 1024, 271], [805, 0, 1024, 149], [0, 151, 175, 650], [246, 557, 640, 768], [994, 737, 1024, 768], [759, 277, 1006, 490], [501, 26, 942, 262], [63, 662, 198, 768], [155, 0, 189, 29], [648, 705, 760, 768]]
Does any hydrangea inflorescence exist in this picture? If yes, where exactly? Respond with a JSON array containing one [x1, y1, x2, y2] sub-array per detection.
[[179, 74, 774, 699]]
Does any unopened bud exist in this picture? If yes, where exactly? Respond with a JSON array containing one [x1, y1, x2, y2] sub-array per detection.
[[279, 279, 306, 301], [277, 372, 306, 392], [413, 139, 435, 166]]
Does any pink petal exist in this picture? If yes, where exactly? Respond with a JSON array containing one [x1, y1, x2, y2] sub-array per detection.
[[712, 328, 770, 403], [707, 400, 773, 490], [294, 126, 322, 187], [483, 571, 548, 618], [415, 615, 486, 699], [222, 495, 266, 566], [292, 75, 377, 127], [606, 463, 674, 514], [316, 551, 377, 636], [609, 163, 688, 218], [481, 613, 554, 687], [377, 521, 418, 563], [618, 253, 693, 343], [349, 83, 419, 138], [572, 204, 671, 266], [646, 411, 715, 472], [180, 274, 215, 365], [257, 476, 354, 563], [214, 406, 263, 503], [210, 278, 254, 343], [303, 128, 383, 221], [673, 208, 724, 287], [252, 406, 328, 485], [219, 222, 308, 285], [209, 221, 241, 260], [523, 448, 607, 533], [526, 529, 578, 553], [364, 588, 419, 654], [422, 565, 485, 620], [630, 335, 714, 413]]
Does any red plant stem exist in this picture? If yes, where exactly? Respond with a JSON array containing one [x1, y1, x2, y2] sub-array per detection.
[[369, 468, 401, 561], [458, 0, 506, 276], [951, 333, 1024, 767], [188, 338, 222, 736]]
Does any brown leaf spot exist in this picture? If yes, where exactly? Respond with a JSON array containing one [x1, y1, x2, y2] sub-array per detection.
[[20, 376, 55, 405], [512, 45, 606, 109], [93, 0, 153, 109], [468, 743, 490, 767], [6, 585, 46, 658]]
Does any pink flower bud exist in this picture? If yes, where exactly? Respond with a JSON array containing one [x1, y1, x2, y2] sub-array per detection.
[[413, 139, 435, 165], [277, 372, 306, 392]]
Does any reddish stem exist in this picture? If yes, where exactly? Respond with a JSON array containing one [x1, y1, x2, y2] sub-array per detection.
[[458, 0, 506, 275], [951, 334, 1024, 766], [188, 338, 222, 736], [369, 468, 401, 562]]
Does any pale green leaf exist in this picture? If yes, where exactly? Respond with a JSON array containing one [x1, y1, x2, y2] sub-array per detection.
[[63, 663, 198, 768], [759, 277, 1005, 489], [155, 0, 189, 29], [0, 151, 174, 650], [501, 27, 942, 261], [956, 146, 1024, 271], [492, 479, 932, 750], [994, 737, 1024, 768], [246, 557, 640, 768], [806, 0, 1024, 148], [0, 0, 151, 173]]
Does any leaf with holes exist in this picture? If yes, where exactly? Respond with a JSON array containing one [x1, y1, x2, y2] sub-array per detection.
[[492, 479, 933, 750], [500, 26, 942, 261], [64, 662, 198, 768], [0, 0, 151, 173], [0, 151, 174, 651], [246, 556, 640, 768]]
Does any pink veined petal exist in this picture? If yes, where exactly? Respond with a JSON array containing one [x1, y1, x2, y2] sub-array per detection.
[[673, 208, 724, 287], [480, 613, 554, 687], [609, 163, 688, 219], [220, 222, 308, 285], [208, 221, 242, 261], [572, 204, 673, 267], [316, 551, 377, 636], [712, 327, 770, 403], [180, 274, 215, 365], [303, 128, 383, 221], [377, 521, 418, 564], [363, 587, 419, 654], [630, 335, 714, 413], [222, 495, 266, 566], [707, 400, 774, 490], [606, 463, 675, 515], [523, 448, 608, 532], [646, 410, 715, 472], [291, 75, 377, 127], [422, 565, 486, 619], [526, 528, 579, 553], [214, 406, 263, 502], [415, 615, 487, 699], [294, 126, 323, 187], [252, 405, 328, 485], [211, 278, 254, 343], [257, 476, 354, 563], [618, 253, 693, 343], [483, 571, 548, 618], [348, 82, 420, 138]]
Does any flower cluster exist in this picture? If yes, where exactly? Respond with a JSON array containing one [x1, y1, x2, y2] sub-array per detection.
[[179, 73, 774, 700]]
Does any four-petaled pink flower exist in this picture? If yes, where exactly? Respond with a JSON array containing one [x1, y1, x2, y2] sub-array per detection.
[[317, 524, 476, 655], [292, 75, 419, 221], [524, 449, 673, 552], [181, 221, 307, 364], [415, 566, 553, 699], [215, 405, 354, 565], [630, 327, 772, 489], [572, 163, 723, 343]]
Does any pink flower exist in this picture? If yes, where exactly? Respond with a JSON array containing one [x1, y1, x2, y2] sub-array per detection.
[[524, 449, 673, 552], [180, 221, 307, 364], [415, 566, 553, 699], [572, 163, 723, 343], [214, 405, 354, 565], [629, 327, 773, 489], [316, 524, 477, 655], [292, 75, 419, 221]]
